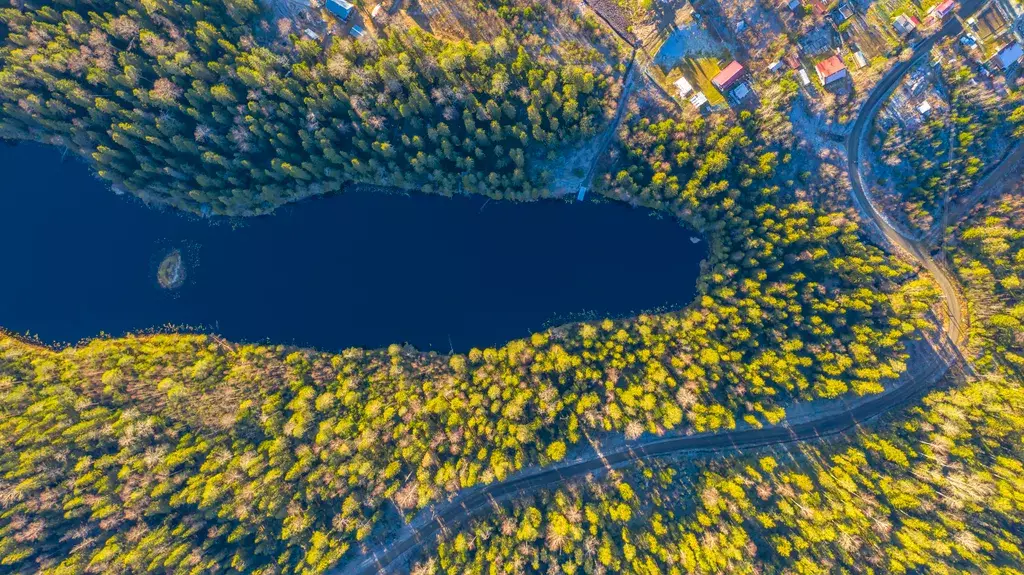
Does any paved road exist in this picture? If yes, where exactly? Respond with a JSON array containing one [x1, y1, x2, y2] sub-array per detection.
[[845, 15, 971, 344], [335, 10, 989, 574]]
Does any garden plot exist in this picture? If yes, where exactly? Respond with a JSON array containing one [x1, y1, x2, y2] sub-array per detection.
[[654, 24, 732, 105]]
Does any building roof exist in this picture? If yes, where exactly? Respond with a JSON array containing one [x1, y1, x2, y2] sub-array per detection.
[[349, 25, 366, 37], [936, 0, 955, 16], [731, 83, 751, 101], [993, 42, 1024, 69], [853, 51, 868, 68], [893, 13, 919, 35], [674, 76, 694, 97], [689, 91, 709, 108], [371, 3, 384, 17], [917, 100, 932, 115], [712, 61, 745, 89], [815, 55, 846, 78], [798, 68, 811, 85], [326, 0, 354, 18]]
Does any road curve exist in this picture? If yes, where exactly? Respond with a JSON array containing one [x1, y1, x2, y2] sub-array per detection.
[[336, 336, 954, 575], [335, 12, 984, 575], [845, 15, 972, 344]]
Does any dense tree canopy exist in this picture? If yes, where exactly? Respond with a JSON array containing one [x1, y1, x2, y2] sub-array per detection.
[[0, 0, 998, 574], [0, 0, 613, 214], [420, 193, 1024, 575]]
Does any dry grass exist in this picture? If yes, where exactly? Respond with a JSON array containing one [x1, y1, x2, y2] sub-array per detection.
[[680, 56, 728, 105]]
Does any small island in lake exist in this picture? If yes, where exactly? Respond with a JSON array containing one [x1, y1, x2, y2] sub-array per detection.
[[156, 249, 185, 289]]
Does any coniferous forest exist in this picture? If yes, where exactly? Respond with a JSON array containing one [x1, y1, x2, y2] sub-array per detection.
[[1, 0, 1023, 573]]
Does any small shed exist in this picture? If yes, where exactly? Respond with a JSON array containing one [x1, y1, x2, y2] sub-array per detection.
[[712, 61, 745, 91], [853, 51, 868, 68], [349, 25, 366, 37], [798, 68, 811, 86], [674, 76, 694, 98], [730, 83, 751, 101], [689, 91, 709, 109], [917, 100, 932, 115], [326, 0, 355, 20], [304, 28, 321, 40], [371, 3, 384, 18]]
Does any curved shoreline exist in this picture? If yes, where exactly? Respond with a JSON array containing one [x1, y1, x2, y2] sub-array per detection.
[[332, 7, 993, 572]]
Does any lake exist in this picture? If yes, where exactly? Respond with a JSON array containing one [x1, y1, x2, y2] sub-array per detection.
[[1, 142, 705, 353]]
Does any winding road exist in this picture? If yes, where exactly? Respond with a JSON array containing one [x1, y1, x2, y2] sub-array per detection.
[[846, 13, 974, 345], [335, 7, 989, 574]]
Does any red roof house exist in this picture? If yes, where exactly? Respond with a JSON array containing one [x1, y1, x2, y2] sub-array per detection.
[[712, 61, 745, 91], [815, 55, 848, 85], [935, 0, 955, 18]]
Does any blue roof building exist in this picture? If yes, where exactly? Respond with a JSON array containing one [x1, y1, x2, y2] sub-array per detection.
[[326, 0, 354, 20]]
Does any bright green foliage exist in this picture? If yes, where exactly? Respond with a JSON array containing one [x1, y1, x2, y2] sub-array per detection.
[[420, 191, 1024, 575], [0, 0, 611, 215], [0, 1, 959, 574], [948, 193, 1024, 373], [427, 371, 1024, 574]]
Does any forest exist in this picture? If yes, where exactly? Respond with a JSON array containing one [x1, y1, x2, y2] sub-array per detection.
[[0, 0, 614, 215], [872, 52, 1024, 234], [415, 192, 1024, 574], [0, 0, 1018, 573]]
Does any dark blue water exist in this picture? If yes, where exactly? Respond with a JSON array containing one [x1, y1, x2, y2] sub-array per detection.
[[1, 142, 704, 352]]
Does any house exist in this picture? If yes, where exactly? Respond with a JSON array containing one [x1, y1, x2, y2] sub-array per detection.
[[769, 60, 785, 72], [712, 61, 745, 91], [326, 0, 355, 20], [674, 76, 694, 98], [893, 14, 919, 36], [935, 0, 956, 19], [349, 25, 366, 37], [853, 50, 868, 68], [989, 42, 1024, 69], [815, 55, 848, 85], [798, 68, 811, 86], [787, 0, 800, 10], [829, 2, 854, 25]]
